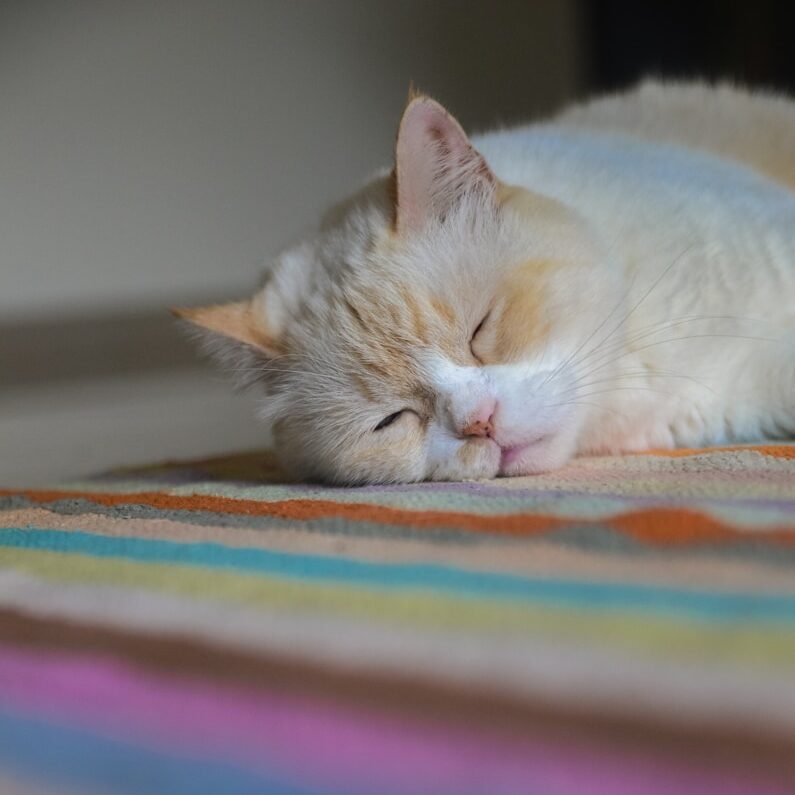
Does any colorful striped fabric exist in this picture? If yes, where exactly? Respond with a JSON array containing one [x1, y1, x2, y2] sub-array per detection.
[[1, 443, 794, 795]]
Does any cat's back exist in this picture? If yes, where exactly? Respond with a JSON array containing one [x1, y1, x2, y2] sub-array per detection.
[[473, 81, 795, 322], [551, 79, 795, 193], [474, 80, 795, 205], [475, 95, 795, 268]]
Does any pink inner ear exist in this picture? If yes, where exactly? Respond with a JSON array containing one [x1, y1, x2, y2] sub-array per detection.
[[395, 98, 494, 234]]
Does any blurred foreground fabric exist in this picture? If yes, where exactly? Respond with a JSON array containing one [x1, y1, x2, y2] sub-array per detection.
[[0, 444, 794, 795]]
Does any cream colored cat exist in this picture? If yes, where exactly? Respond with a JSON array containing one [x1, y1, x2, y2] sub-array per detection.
[[176, 80, 795, 484]]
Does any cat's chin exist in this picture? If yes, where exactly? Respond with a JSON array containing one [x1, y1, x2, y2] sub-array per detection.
[[498, 433, 574, 477]]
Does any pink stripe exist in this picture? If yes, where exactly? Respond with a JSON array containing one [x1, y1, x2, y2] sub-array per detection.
[[0, 644, 787, 795]]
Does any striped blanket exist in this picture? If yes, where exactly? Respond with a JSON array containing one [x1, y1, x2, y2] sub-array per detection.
[[1, 444, 794, 795]]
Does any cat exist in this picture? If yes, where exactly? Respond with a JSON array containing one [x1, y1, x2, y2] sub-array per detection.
[[175, 80, 795, 485]]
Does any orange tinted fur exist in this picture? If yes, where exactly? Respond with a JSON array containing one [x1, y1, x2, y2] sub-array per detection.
[[173, 302, 281, 355], [492, 260, 555, 362]]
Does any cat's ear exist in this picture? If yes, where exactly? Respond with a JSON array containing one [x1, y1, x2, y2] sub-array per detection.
[[174, 244, 312, 370], [393, 94, 496, 234], [172, 289, 283, 359]]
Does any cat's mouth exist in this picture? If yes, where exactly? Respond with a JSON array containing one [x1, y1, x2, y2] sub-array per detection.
[[499, 436, 547, 468]]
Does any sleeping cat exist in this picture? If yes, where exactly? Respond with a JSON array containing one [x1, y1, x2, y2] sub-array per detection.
[[175, 80, 795, 484]]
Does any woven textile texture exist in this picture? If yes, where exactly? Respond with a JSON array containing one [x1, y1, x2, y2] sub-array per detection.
[[0, 444, 794, 795]]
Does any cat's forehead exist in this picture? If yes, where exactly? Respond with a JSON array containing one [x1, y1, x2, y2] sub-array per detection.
[[296, 281, 460, 403], [271, 188, 550, 407]]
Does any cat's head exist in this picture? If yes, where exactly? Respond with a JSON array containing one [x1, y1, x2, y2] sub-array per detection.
[[176, 95, 618, 483]]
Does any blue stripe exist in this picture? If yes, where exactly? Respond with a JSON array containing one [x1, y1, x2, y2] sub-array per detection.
[[2, 527, 795, 623], [0, 706, 343, 795], [0, 706, 558, 795]]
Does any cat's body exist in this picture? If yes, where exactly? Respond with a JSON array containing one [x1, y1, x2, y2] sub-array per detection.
[[178, 81, 795, 484], [476, 83, 795, 455]]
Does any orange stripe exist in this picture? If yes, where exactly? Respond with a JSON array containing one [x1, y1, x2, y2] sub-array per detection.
[[2, 488, 793, 546], [632, 444, 795, 459]]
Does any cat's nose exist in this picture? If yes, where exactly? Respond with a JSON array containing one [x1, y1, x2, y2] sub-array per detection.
[[463, 417, 493, 438], [461, 399, 497, 438]]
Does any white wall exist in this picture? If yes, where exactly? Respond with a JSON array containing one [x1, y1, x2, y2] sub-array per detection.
[[0, 0, 582, 322]]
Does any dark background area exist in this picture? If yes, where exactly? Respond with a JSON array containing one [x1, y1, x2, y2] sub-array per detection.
[[585, 1, 795, 93]]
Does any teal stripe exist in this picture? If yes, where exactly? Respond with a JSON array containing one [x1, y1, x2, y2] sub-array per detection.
[[2, 527, 795, 623]]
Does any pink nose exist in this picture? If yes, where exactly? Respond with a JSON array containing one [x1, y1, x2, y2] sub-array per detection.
[[462, 400, 497, 438], [462, 417, 494, 438]]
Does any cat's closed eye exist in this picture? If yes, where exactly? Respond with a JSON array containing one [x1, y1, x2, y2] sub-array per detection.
[[373, 411, 406, 431], [470, 312, 490, 362]]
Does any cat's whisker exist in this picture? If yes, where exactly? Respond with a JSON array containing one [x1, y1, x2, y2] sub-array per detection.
[[226, 361, 347, 379], [573, 386, 680, 401], [554, 332, 778, 405], [572, 314, 766, 381], [569, 354, 722, 387], [538, 321, 720, 396], [539, 247, 691, 391], [600, 332, 777, 369], [563, 243, 697, 379], [542, 399, 625, 420], [570, 324, 769, 393], [535, 269, 638, 392], [558, 369, 717, 397]]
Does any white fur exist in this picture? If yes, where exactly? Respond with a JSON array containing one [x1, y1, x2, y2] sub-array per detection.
[[472, 101, 795, 456]]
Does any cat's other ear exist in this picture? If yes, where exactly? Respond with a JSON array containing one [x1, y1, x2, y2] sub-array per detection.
[[393, 94, 496, 234], [172, 289, 283, 359], [173, 244, 313, 362]]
